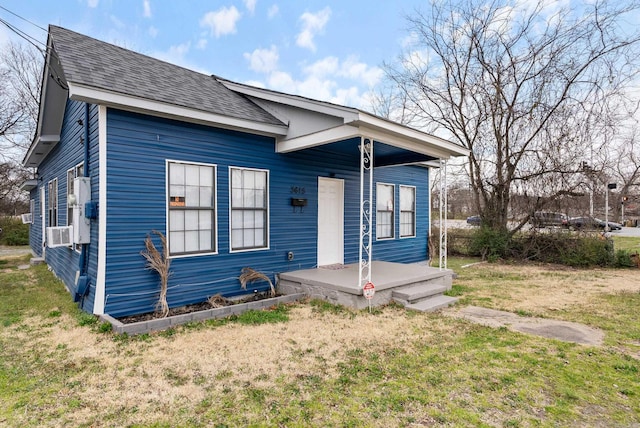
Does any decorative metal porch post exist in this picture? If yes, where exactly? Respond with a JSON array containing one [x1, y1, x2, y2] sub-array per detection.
[[359, 137, 373, 288], [439, 159, 448, 270]]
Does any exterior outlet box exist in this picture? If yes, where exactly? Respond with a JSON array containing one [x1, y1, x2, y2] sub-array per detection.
[[72, 177, 91, 244], [85, 201, 97, 219]]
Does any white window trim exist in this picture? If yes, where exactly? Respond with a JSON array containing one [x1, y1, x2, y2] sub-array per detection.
[[48, 178, 58, 227], [228, 166, 270, 253], [166, 159, 218, 259], [399, 185, 417, 239], [376, 182, 395, 241]]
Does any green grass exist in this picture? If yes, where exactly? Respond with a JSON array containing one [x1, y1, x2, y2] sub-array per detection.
[[612, 236, 640, 252], [1, 254, 640, 426], [0, 257, 80, 327]]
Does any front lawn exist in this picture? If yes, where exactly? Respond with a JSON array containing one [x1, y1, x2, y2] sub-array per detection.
[[1, 255, 639, 427]]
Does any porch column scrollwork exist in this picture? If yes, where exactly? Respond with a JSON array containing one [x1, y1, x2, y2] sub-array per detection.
[[439, 158, 448, 270], [358, 137, 373, 288]]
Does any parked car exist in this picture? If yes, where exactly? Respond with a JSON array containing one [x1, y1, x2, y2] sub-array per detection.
[[466, 215, 481, 226], [531, 211, 568, 228], [568, 216, 622, 231]]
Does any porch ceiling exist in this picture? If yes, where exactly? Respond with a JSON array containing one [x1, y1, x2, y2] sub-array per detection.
[[306, 138, 437, 168], [275, 114, 469, 163]]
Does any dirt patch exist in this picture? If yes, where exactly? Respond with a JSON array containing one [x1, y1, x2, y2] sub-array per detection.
[[116, 291, 278, 324]]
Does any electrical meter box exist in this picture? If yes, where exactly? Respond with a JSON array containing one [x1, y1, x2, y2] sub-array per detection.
[[72, 177, 91, 244]]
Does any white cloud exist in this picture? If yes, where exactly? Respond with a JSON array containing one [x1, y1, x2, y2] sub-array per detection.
[[110, 15, 126, 29], [143, 0, 152, 18], [167, 41, 191, 58], [196, 38, 208, 50], [148, 26, 158, 38], [151, 41, 210, 74], [303, 56, 383, 88], [268, 71, 295, 90], [296, 7, 331, 52], [87, 0, 99, 8], [244, 0, 257, 15], [303, 56, 339, 78], [200, 6, 242, 38], [244, 45, 279, 73], [267, 4, 279, 19], [338, 56, 384, 87]]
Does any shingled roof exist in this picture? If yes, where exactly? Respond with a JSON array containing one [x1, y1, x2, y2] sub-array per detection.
[[48, 25, 284, 127]]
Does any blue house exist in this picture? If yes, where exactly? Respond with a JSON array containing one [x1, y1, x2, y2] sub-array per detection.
[[22, 26, 468, 317]]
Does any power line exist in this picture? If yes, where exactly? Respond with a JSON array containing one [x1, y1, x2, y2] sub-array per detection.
[[0, 17, 46, 54], [0, 5, 47, 32]]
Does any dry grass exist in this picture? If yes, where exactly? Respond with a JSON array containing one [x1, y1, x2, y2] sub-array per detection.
[[2, 258, 640, 426], [451, 262, 640, 315]]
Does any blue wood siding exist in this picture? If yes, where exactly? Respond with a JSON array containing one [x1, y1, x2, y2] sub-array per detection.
[[30, 100, 100, 312], [104, 109, 430, 317], [28, 186, 41, 257]]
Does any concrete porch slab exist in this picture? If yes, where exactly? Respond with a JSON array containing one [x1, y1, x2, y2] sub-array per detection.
[[278, 261, 453, 295]]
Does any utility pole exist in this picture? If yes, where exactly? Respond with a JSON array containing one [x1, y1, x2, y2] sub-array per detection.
[[606, 183, 617, 232]]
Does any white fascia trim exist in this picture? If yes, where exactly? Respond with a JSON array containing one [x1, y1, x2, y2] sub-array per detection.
[[355, 113, 470, 158], [276, 125, 360, 153], [68, 83, 288, 137], [220, 79, 360, 123], [358, 125, 462, 160], [93, 105, 107, 315]]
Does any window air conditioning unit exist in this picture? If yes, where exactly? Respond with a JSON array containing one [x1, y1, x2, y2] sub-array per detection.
[[21, 213, 32, 224], [46, 226, 73, 248]]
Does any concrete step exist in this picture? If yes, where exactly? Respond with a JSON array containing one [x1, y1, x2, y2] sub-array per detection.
[[392, 282, 449, 304], [405, 295, 458, 312]]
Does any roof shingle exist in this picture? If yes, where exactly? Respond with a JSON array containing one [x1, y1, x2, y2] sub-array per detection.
[[49, 25, 284, 126]]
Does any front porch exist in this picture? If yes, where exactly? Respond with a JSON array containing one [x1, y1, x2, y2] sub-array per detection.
[[278, 261, 457, 311]]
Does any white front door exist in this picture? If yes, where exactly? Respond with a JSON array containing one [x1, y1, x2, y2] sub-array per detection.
[[317, 177, 344, 266]]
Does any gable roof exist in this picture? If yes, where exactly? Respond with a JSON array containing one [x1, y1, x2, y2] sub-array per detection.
[[49, 25, 283, 127], [24, 25, 468, 167]]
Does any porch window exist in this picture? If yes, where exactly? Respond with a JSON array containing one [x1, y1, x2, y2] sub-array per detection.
[[167, 161, 217, 256], [376, 183, 394, 239], [400, 185, 416, 238], [67, 163, 84, 227], [48, 178, 58, 227], [230, 167, 268, 251]]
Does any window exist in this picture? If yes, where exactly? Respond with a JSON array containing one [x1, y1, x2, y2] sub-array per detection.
[[400, 186, 416, 238], [67, 163, 84, 227], [167, 161, 217, 256], [48, 178, 58, 227], [230, 167, 268, 251], [376, 183, 394, 239]]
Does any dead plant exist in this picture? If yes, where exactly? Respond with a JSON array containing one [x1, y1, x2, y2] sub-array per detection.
[[140, 231, 171, 317], [239, 267, 275, 297], [208, 294, 230, 308]]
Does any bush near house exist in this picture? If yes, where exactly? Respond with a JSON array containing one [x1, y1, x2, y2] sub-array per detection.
[[0, 216, 29, 246], [447, 227, 634, 268]]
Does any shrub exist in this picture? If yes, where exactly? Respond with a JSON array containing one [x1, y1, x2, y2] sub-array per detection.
[[614, 250, 636, 268], [447, 227, 622, 268], [469, 227, 511, 261], [0, 217, 29, 246]]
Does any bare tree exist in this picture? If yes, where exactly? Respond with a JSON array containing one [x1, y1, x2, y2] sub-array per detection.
[[608, 126, 640, 221], [0, 41, 42, 215], [385, 0, 640, 233]]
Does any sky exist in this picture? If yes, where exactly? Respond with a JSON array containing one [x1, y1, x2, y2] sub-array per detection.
[[0, 0, 426, 111]]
